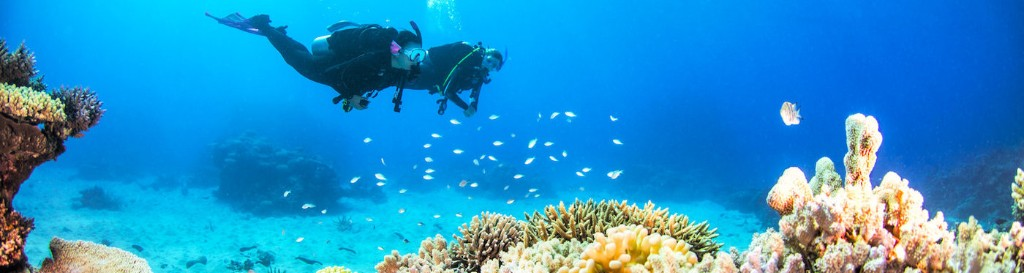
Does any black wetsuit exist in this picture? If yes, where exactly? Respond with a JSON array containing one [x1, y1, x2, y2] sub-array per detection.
[[256, 22, 414, 105], [405, 42, 491, 113]]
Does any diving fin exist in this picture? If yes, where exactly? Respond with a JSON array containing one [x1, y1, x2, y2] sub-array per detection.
[[206, 12, 264, 36]]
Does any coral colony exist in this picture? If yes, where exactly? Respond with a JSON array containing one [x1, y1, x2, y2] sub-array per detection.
[[3, 39, 1024, 272]]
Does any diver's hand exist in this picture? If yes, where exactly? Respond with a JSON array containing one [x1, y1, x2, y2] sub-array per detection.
[[463, 106, 476, 117]]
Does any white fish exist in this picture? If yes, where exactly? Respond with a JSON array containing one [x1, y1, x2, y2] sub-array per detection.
[[375, 173, 387, 180], [544, 141, 554, 147], [513, 174, 524, 179], [423, 143, 432, 148], [549, 156, 559, 162], [376, 181, 386, 187], [612, 139, 623, 145], [398, 208, 405, 214], [576, 171, 585, 177], [524, 157, 535, 165], [453, 149, 464, 154], [537, 112, 542, 120], [433, 214, 441, 219], [431, 133, 442, 138], [412, 164, 418, 169], [455, 213, 463, 218], [493, 141, 504, 146], [423, 175, 435, 180], [534, 194, 540, 198], [528, 138, 538, 149], [607, 170, 624, 179], [528, 188, 538, 193], [459, 180, 469, 187], [283, 191, 291, 197], [321, 209, 327, 214], [780, 101, 802, 126], [487, 155, 498, 161], [424, 157, 434, 163], [610, 115, 619, 122], [377, 246, 384, 251], [579, 187, 586, 191], [582, 167, 592, 173], [399, 188, 408, 194], [380, 157, 386, 166], [550, 112, 560, 119], [479, 154, 487, 160], [473, 159, 480, 166], [503, 185, 510, 190], [506, 199, 515, 204], [363, 137, 372, 143], [489, 114, 500, 120], [301, 203, 316, 209], [366, 217, 374, 222], [562, 150, 568, 157], [470, 182, 479, 188], [510, 133, 516, 138], [564, 111, 577, 118], [425, 168, 436, 174], [296, 237, 305, 243], [350, 176, 361, 183], [450, 119, 462, 125]]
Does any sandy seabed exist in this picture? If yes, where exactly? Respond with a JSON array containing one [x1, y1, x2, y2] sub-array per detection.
[[15, 166, 763, 273]]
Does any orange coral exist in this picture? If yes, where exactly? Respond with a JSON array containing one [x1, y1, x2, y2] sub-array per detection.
[[766, 167, 813, 215]]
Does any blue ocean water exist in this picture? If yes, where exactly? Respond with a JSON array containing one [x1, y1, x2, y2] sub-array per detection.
[[3, 0, 1023, 272]]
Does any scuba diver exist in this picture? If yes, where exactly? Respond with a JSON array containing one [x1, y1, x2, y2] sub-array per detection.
[[404, 41, 505, 117], [207, 12, 427, 112]]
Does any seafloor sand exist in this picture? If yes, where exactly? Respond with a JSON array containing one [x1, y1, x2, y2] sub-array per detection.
[[15, 166, 763, 273]]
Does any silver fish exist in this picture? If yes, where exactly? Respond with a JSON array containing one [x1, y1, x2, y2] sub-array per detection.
[[780, 101, 802, 126]]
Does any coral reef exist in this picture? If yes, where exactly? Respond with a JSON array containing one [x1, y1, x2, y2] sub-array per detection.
[[315, 265, 353, 273], [1013, 168, 1024, 222], [925, 142, 1024, 226], [211, 133, 351, 216], [809, 157, 842, 196], [375, 235, 454, 273], [522, 199, 721, 257], [568, 224, 699, 273], [38, 237, 152, 273], [451, 212, 522, 272], [766, 167, 812, 215], [72, 186, 121, 210], [843, 113, 882, 188], [0, 39, 104, 271], [479, 239, 588, 273]]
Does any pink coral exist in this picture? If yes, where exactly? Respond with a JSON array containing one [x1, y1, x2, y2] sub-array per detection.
[[766, 167, 813, 215]]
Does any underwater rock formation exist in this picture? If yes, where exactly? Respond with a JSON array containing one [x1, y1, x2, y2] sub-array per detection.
[[72, 186, 121, 210], [211, 133, 343, 216], [0, 39, 104, 271], [39, 237, 152, 273]]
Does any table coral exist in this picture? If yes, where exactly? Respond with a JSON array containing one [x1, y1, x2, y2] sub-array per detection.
[[38, 237, 152, 273], [0, 39, 104, 271]]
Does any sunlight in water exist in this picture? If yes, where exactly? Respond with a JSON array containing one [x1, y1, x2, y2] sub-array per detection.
[[427, 0, 463, 31]]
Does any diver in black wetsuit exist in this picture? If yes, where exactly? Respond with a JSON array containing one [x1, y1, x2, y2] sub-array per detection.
[[404, 42, 504, 117], [208, 13, 427, 112]]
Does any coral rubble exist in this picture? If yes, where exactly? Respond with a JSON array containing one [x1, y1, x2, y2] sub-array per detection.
[[38, 237, 152, 273], [0, 39, 104, 271]]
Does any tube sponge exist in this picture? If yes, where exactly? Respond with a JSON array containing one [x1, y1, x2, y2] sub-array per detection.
[[38, 237, 152, 273], [844, 113, 882, 188]]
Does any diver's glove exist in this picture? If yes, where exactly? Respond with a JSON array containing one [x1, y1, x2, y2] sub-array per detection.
[[341, 95, 369, 112]]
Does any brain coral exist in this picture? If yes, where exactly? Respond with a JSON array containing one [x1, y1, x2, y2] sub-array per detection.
[[38, 237, 152, 273]]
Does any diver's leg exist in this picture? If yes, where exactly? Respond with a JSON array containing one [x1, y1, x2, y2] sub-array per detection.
[[248, 15, 327, 84]]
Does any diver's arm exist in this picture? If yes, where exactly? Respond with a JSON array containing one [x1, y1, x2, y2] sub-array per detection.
[[446, 91, 470, 110]]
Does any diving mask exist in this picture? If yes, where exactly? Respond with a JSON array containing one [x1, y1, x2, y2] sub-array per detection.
[[402, 47, 427, 63]]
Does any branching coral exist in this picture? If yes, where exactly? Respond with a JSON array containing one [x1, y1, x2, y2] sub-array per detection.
[[51, 86, 104, 138], [567, 225, 699, 273], [0, 39, 104, 271], [480, 239, 588, 273], [38, 237, 152, 273], [1013, 168, 1024, 222], [451, 212, 522, 272], [522, 199, 721, 257], [375, 235, 455, 273]]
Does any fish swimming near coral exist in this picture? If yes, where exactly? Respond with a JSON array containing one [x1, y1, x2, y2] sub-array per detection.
[[780, 101, 802, 126], [338, 246, 357, 254], [295, 256, 322, 265]]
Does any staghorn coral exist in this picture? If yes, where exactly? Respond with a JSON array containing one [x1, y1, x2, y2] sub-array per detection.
[[51, 86, 104, 138], [567, 224, 699, 273], [947, 217, 1020, 272], [522, 199, 721, 257], [843, 113, 882, 189], [479, 239, 588, 273], [1013, 168, 1024, 222], [1, 39, 104, 271], [451, 212, 522, 272], [315, 265, 353, 273], [375, 234, 455, 273], [38, 237, 152, 273], [809, 157, 842, 196], [766, 167, 813, 215]]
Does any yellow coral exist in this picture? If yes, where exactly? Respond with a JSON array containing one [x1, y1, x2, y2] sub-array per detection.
[[569, 225, 698, 273], [38, 237, 152, 273], [0, 82, 66, 124], [315, 266, 353, 273]]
